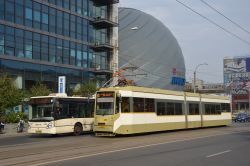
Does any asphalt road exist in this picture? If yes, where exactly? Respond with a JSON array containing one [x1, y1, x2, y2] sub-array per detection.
[[1, 123, 250, 166]]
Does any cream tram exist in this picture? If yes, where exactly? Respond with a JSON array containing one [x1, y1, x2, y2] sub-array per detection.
[[94, 86, 231, 136]]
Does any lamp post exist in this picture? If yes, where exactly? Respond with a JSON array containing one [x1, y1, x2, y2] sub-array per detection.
[[193, 63, 208, 93]]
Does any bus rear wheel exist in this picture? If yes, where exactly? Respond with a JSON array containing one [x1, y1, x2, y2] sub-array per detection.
[[74, 123, 83, 136]]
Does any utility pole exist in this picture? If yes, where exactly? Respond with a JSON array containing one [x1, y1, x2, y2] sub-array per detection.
[[193, 63, 208, 93]]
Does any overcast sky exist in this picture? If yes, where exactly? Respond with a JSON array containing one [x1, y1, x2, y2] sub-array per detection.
[[119, 0, 250, 83]]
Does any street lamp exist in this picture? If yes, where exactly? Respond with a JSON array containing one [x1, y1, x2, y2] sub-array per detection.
[[193, 63, 208, 93]]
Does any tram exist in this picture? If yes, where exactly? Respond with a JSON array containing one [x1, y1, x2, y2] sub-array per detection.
[[93, 86, 231, 136]]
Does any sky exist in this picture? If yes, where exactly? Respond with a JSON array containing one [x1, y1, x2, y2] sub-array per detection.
[[119, 0, 250, 83]]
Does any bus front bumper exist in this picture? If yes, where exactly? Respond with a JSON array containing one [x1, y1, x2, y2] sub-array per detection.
[[28, 127, 57, 134]]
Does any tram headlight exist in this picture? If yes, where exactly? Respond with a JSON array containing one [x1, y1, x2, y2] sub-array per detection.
[[46, 122, 53, 129]]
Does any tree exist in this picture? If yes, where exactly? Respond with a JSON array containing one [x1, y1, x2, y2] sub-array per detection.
[[74, 80, 99, 97], [0, 75, 24, 121], [29, 82, 51, 97]]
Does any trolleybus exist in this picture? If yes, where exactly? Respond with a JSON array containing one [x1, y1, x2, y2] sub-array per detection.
[[94, 86, 231, 136], [28, 94, 94, 135]]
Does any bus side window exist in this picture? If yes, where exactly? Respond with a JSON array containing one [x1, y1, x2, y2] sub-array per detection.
[[79, 104, 85, 118], [69, 102, 78, 118]]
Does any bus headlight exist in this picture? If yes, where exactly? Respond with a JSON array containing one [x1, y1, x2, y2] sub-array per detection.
[[46, 122, 53, 129]]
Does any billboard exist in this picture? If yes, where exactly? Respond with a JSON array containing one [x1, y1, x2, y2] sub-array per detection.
[[224, 57, 250, 94], [58, 76, 66, 94]]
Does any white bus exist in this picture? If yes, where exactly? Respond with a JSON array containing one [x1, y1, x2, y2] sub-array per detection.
[[94, 86, 231, 136], [28, 94, 94, 135]]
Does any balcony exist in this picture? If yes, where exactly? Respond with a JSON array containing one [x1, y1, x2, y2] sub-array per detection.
[[90, 64, 113, 75], [92, 0, 119, 7], [92, 16, 118, 29], [90, 41, 114, 52]]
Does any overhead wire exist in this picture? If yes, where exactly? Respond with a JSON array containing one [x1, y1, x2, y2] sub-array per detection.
[[175, 0, 250, 46], [200, 0, 250, 35]]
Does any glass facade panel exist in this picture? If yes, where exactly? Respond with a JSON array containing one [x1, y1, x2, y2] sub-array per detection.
[[25, 8, 33, 20], [33, 33, 41, 60], [76, 44, 82, 67], [25, 7, 33, 27], [5, 0, 14, 22], [49, 8, 56, 33], [83, 51, 88, 68], [56, 10, 63, 35], [15, 3, 24, 25], [41, 35, 49, 61], [0, 1, 4, 20], [49, 36, 56, 63], [63, 13, 70, 37], [70, 42, 76, 66], [0, 0, 116, 92], [63, 40, 70, 65], [24, 30, 32, 59], [56, 39, 63, 64], [0, 25, 4, 55], [15, 29, 24, 58]]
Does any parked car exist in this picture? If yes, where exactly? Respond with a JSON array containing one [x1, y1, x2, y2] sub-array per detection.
[[234, 113, 250, 122]]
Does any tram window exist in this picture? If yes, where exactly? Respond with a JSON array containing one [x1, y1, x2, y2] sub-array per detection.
[[175, 103, 183, 115], [157, 102, 165, 115], [215, 105, 221, 114], [157, 102, 183, 116], [145, 98, 155, 112], [189, 103, 199, 115], [133, 98, 144, 112], [221, 103, 230, 112], [121, 97, 130, 113], [166, 103, 174, 115], [205, 104, 221, 115]]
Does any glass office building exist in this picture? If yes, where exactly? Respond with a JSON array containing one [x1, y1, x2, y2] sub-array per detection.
[[0, 0, 118, 93]]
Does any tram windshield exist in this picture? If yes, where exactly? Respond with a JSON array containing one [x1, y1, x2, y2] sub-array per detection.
[[96, 98, 114, 115]]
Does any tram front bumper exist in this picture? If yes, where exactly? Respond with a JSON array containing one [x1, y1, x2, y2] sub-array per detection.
[[93, 124, 113, 133]]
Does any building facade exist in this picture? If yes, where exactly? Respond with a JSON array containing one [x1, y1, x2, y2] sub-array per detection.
[[0, 0, 118, 94], [118, 8, 185, 90]]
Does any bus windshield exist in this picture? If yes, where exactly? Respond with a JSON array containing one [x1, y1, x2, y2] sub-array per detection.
[[96, 98, 114, 115], [31, 104, 54, 121]]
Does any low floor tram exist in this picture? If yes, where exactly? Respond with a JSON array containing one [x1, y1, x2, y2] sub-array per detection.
[[94, 86, 231, 136], [28, 94, 94, 135]]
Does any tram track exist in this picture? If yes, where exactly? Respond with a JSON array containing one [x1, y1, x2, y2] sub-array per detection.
[[1, 123, 250, 166]]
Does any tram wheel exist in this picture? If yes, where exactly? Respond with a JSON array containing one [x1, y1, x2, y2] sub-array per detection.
[[74, 123, 83, 136]]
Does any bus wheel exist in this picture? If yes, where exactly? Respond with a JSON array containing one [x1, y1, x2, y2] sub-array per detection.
[[74, 123, 83, 136]]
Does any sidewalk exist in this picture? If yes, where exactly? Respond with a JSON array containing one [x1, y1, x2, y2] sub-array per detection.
[[0, 123, 29, 138]]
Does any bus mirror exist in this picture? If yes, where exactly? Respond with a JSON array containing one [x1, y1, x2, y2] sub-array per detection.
[[119, 96, 122, 103]]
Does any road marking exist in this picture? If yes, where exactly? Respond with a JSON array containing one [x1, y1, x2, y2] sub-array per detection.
[[206, 150, 232, 158], [27, 130, 250, 166]]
